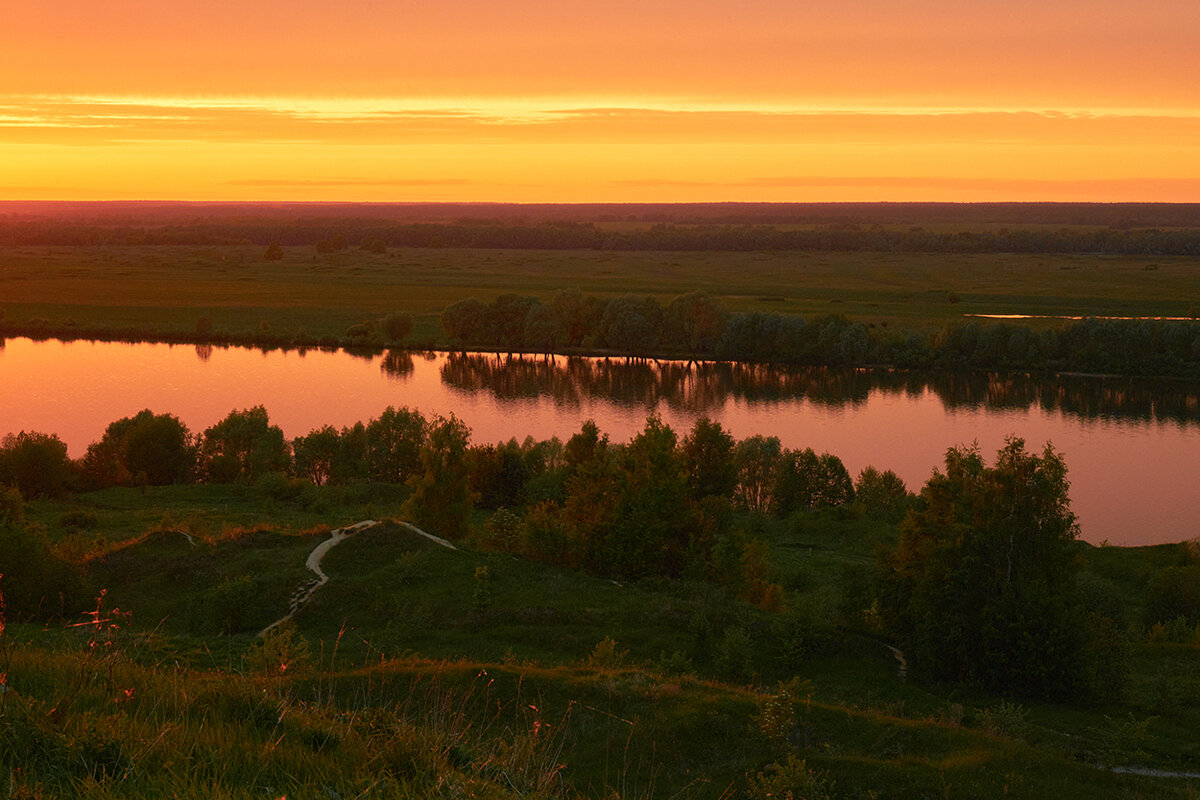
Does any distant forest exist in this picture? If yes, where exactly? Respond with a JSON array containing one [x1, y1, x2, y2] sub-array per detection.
[[3, 201, 1200, 255]]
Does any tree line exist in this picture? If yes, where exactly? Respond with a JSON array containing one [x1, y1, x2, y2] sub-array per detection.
[[441, 291, 1200, 378], [5, 217, 1200, 256], [4, 408, 1199, 701]]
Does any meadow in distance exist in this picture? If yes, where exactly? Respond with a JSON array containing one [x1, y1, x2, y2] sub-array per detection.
[[2, 202, 1200, 799]]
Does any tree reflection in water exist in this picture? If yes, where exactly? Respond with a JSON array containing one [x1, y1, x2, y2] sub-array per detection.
[[438, 352, 1200, 428]]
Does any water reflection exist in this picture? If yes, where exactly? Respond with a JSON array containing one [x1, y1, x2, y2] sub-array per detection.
[[440, 353, 1200, 428], [380, 350, 414, 379]]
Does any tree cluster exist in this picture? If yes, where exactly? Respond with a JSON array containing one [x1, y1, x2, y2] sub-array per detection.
[[878, 439, 1111, 699], [442, 290, 727, 356], [439, 292, 1200, 378], [6, 209, 1200, 255]]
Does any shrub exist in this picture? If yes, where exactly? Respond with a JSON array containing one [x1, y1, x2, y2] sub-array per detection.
[[381, 312, 413, 341], [0, 525, 89, 620], [583, 636, 628, 670], [715, 626, 755, 683], [746, 754, 835, 800], [204, 575, 257, 634], [247, 618, 312, 677], [59, 510, 98, 531]]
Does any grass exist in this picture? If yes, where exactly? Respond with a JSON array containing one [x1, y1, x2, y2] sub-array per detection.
[[3, 491, 1199, 797], [3, 245, 1199, 345]]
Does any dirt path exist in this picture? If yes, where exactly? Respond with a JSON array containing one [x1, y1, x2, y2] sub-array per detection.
[[257, 519, 454, 638], [1111, 766, 1200, 779], [884, 644, 907, 680]]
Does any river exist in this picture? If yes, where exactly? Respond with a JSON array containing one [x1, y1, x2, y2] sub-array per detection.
[[2, 337, 1197, 546]]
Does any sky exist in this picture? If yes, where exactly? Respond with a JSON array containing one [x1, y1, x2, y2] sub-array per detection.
[[2, 0, 1198, 203]]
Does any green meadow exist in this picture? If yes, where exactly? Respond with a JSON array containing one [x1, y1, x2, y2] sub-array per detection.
[[4, 484, 1199, 799], [2, 244, 1198, 344]]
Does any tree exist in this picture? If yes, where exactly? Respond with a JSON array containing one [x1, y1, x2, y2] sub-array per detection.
[[599, 295, 663, 356], [291, 425, 340, 485], [879, 438, 1091, 698], [605, 415, 694, 578], [198, 406, 289, 483], [681, 417, 736, 500], [733, 435, 782, 513], [0, 431, 73, 497], [522, 302, 561, 354], [381, 312, 413, 342], [84, 410, 194, 487], [666, 291, 726, 354], [263, 243, 284, 261], [773, 449, 854, 517], [365, 406, 426, 483], [404, 415, 474, 539], [854, 466, 911, 521], [441, 298, 488, 345]]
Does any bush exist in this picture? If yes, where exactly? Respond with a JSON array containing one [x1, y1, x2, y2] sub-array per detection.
[[714, 626, 755, 683], [59, 510, 98, 531], [0, 486, 23, 528], [583, 636, 628, 670], [0, 431, 74, 498], [747, 754, 835, 800], [0, 525, 89, 620], [247, 618, 311, 677], [381, 312, 413, 341], [204, 575, 257, 634]]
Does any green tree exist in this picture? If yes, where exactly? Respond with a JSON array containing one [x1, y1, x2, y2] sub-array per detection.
[[603, 415, 694, 578], [83, 410, 194, 487], [365, 406, 426, 483], [380, 312, 413, 342], [854, 466, 911, 521], [198, 406, 289, 483], [522, 302, 561, 354], [404, 414, 474, 539], [599, 295, 663, 355], [733, 435, 782, 513], [681, 417, 737, 500], [0, 431, 73, 498], [291, 425, 341, 485], [879, 438, 1091, 698], [773, 448, 853, 517], [666, 291, 726, 353]]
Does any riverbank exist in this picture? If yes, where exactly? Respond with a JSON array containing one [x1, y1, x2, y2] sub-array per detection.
[[2, 242, 1199, 369]]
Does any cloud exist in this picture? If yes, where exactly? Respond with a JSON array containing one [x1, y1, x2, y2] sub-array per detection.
[[612, 176, 1200, 197], [228, 178, 472, 187]]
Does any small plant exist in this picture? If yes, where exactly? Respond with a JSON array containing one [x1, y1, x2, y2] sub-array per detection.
[[583, 636, 628, 670], [472, 566, 492, 617], [715, 626, 755, 684], [978, 700, 1028, 738], [1092, 713, 1155, 769], [755, 677, 814, 747], [481, 508, 521, 553], [746, 754, 835, 800], [247, 618, 311, 679]]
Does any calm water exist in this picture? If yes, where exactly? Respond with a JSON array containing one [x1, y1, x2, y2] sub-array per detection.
[[2, 337, 1198, 547]]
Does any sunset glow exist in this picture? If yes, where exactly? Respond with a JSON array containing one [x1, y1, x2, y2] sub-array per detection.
[[3, 0, 1198, 201]]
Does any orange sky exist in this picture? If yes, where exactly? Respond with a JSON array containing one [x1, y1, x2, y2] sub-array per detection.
[[3, 0, 1198, 202]]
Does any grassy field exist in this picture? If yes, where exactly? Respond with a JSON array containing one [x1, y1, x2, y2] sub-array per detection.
[[2, 244, 1198, 344], [4, 486, 1199, 798]]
